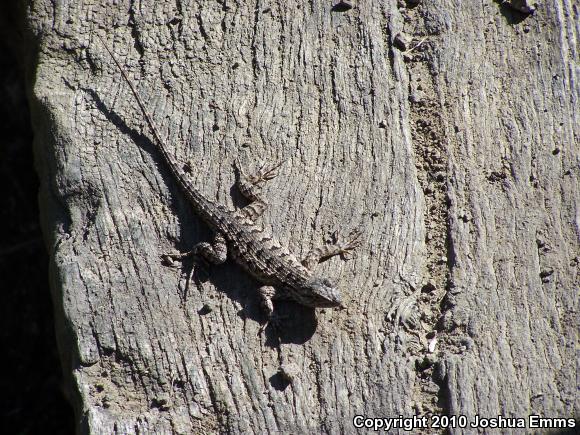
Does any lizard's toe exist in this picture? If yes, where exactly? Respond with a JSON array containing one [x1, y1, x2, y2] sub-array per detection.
[[258, 313, 287, 335], [161, 254, 179, 267]]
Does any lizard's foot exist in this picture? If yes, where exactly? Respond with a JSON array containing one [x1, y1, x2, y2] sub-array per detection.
[[234, 159, 284, 186], [234, 160, 285, 221], [301, 228, 363, 270], [251, 160, 284, 184], [258, 313, 287, 335], [329, 228, 363, 260], [182, 261, 211, 300], [162, 250, 210, 292], [161, 250, 194, 267]]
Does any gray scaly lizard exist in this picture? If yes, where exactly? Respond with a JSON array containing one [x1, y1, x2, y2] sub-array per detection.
[[97, 35, 361, 328]]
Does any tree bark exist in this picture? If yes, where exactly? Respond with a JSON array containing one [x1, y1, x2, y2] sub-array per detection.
[[24, 0, 577, 433]]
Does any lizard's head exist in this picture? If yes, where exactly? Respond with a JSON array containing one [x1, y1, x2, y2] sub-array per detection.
[[301, 277, 343, 308]]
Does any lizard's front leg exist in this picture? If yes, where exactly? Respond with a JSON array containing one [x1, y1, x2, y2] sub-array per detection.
[[257, 285, 287, 332], [301, 229, 362, 271], [234, 160, 283, 221], [258, 285, 277, 320], [162, 232, 228, 266]]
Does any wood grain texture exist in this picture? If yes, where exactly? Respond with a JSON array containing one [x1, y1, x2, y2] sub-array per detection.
[[422, 1, 579, 430], [24, 0, 577, 433]]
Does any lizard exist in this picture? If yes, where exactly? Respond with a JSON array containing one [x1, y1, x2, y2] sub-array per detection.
[[96, 35, 362, 328]]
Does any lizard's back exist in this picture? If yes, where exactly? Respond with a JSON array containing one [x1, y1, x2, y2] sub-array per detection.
[[211, 204, 312, 291]]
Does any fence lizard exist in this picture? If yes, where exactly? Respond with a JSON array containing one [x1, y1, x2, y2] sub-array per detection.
[[97, 35, 361, 328]]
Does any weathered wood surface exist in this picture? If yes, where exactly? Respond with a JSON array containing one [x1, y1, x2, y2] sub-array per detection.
[[25, 0, 577, 433]]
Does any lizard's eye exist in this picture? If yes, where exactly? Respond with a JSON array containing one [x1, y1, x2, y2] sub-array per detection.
[[322, 278, 334, 287]]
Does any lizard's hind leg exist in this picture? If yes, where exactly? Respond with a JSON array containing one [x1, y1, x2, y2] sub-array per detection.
[[162, 232, 228, 266], [234, 159, 283, 221], [302, 229, 362, 271], [162, 233, 228, 298]]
